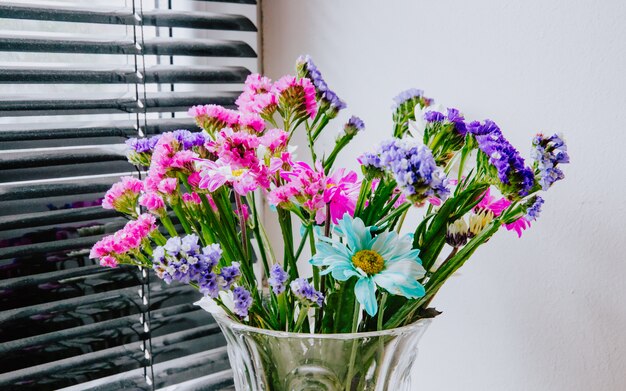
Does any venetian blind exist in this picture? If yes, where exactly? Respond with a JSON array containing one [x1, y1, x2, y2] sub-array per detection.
[[0, 1, 258, 389]]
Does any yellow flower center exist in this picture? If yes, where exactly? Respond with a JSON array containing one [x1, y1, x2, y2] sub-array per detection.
[[232, 169, 245, 177], [351, 250, 385, 275], [325, 183, 336, 189]]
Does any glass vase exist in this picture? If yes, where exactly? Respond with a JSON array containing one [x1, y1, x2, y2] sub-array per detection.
[[213, 314, 432, 391]]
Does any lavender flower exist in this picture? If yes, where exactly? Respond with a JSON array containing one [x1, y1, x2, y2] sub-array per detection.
[[469, 120, 535, 198], [126, 135, 161, 166], [531, 133, 569, 190], [290, 278, 324, 307], [233, 286, 253, 318], [446, 108, 467, 135], [297, 55, 346, 115], [172, 129, 208, 150], [343, 115, 365, 137], [219, 262, 241, 289], [268, 264, 288, 294], [370, 138, 450, 203], [525, 196, 544, 221], [152, 234, 223, 297], [424, 110, 445, 122], [392, 88, 425, 110]]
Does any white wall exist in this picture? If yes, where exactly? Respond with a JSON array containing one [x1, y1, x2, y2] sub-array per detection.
[[262, 1, 626, 390]]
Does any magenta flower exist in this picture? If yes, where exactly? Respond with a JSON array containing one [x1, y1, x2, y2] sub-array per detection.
[[236, 74, 278, 117], [139, 192, 165, 214], [189, 104, 239, 134], [269, 162, 360, 224], [475, 188, 511, 217], [272, 75, 317, 119], [89, 214, 157, 266], [198, 160, 259, 196], [102, 176, 144, 215]]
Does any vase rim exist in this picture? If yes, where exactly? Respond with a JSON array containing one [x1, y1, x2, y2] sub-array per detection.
[[212, 313, 433, 339]]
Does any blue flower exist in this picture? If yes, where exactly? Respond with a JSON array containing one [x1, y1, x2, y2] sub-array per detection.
[[268, 264, 288, 295], [310, 214, 426, 316]]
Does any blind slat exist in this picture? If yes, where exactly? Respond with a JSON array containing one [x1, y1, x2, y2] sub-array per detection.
[[0, 4, 256, 31], [0, 205, 117, 231], [0, 91, 240, 116], [0, 35, 256, 57], [0, 118, 197, 142], [0, 65, 250, 84]]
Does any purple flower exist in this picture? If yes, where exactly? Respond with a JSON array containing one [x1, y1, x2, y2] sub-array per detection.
[[219, 262, 241, 289], [446, 108, 467, 135], [424, 111, 445, 122], [531, 133, 569, 190], [358, 152, 382, 169], [268, 264, 288, 295], [469, 120, 535, 197], [372, 138, 450, 203], [233, 286, 253, 318], [392, 88, 425, 110], [152, 235, 223, 295], [126, 135, 161, 154], [172, 129, 207, 150], [297, 55, 346, 114], [525, 196, 544, 221], [344, 115, 365, 136], [290, 278, 324, 307]]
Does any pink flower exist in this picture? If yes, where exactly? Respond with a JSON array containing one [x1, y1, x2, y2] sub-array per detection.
[[475, 188, 530, 237], [189, 104, 239, 133], [475, 188, 511, 217], [260, 128, 289, 152], [198, 160, 259, 196], [272, 75, 317, 118], [269, 162, 360, 224], [100, 255, 118, 268], [237, 204, 250, 222], [182, 192, 202, 205], [238, 112, 265, 133], [102, 176, 143, 214], [236, 74, 277, 116], [139, 192, 165, 212], [269, 152, 295, 174], [170, 150, 198, 171], [187, 171, 201, 188], [158, 178, 178, 194], [208, 127, 261, 169]]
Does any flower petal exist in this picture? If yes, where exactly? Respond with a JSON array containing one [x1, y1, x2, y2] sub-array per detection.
[[354, 277, 378, 316]]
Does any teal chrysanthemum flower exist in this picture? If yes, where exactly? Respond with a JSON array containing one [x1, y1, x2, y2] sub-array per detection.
[[310, 214, 426, 316]]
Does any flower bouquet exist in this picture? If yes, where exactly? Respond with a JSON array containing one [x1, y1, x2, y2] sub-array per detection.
[[90, 56, 569, 390]]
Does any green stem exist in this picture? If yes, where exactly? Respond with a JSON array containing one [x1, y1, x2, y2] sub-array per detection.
[[294, 306, 310, 332], [344, 303, 361, 390], [171, 203, 192, 234]]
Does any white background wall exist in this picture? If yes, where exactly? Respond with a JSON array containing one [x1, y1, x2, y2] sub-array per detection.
[[261, 1, 626, 390]]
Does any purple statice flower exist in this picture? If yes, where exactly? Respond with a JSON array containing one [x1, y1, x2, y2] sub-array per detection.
[[126, 135, 161, 153], [531, 133, 569, 190], [343, 115, 365, 137], [424, 110, 445, 122], [392, 88, 424, 110], [152, 235, 223, 296], [219, 262, 241, 290], [525, 196, 544, 221], [268, 264, 288, 295], [233, 286, 253, 318], [290, 278, 324, 307], [469, 120, 535, 197], [446, 108, 467, 135], [172, 129, 207, 150], [358, 152, 382, 169], [297, 55, 347, 114], [374, 138, 450, 203]]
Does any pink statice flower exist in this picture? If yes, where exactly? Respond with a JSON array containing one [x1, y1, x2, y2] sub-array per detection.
[[238, 112, 266, 133], [157, 178, 178, 195], [208, 127, 261, 169], [182, 192, 202, 205], [189, 104, 239, 134], [170, 150, 198, 172], [236, 74, 278, 117], [187, 171, 202, 188], [259, 128, 289, 153], [139, 192, 165, 215], [272, 75, 317, 119], [102, 176, 143, 215], [89, 213, 157, 267], [269, 162, 360, 224]]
